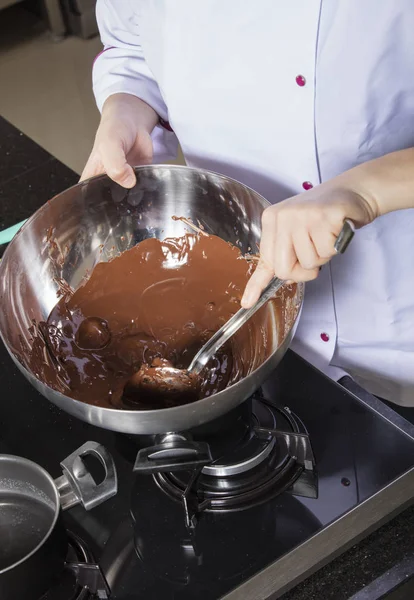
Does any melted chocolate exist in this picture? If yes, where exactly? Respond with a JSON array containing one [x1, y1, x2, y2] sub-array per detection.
[[124, 358, 201, 408], [75, 317, 111, 350], [29, 232, 295, 410]]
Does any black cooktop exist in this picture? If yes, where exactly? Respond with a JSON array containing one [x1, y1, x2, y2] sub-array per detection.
[[2, 336, 414, 599], [2, 116, 414, 600]]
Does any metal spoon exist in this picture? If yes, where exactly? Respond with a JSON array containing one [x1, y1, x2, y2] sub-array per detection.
[[130, 219, 355, 397], [188, 219, 355, 375]]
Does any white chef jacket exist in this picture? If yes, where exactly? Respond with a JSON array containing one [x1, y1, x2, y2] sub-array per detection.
[[93, 0, 414, 406]]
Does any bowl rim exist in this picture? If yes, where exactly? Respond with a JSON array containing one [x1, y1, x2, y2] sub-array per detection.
[[0, 163, 304, 424], [0, 164, 273, 264]]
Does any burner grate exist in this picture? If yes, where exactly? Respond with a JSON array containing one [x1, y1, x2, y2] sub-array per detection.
[[41, 531, 109, 600], [154, 402, 317, 527]]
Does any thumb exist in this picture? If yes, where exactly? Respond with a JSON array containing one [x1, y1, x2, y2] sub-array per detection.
[[241, 262, 274, 309], [102, 140, 136, 188], [80, 154, 104, 182]]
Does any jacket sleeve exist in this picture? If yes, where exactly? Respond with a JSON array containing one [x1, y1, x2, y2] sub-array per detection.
[[93, 0, 178, 161]]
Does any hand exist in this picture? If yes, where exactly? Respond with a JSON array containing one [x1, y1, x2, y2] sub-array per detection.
[[241, 183, 377, 308], [80, 94, 158, 188]]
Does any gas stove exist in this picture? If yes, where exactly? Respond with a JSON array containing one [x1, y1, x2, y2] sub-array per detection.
[[128, 397, 317, 527], [2, 346, 414, 600]]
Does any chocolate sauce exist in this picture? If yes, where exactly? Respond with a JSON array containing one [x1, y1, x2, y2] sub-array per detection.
[[124, 358, 201, 408], [29, 232, 295, 410], [75, 317, 111, 350]]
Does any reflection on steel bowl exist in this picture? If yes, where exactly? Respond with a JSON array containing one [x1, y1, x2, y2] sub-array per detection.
[[0, 165, 303, 435]]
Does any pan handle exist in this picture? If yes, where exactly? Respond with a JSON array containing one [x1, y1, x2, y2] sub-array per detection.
[[133, 434, 212, 474], [55, 441, 118, 511]]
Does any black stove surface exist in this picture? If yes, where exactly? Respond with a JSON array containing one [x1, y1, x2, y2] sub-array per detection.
[[1, 343, 414, 600], [41, 532, 94, 600]]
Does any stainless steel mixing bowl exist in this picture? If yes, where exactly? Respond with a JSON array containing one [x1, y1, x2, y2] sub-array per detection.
[[0, 165, 303, 434]]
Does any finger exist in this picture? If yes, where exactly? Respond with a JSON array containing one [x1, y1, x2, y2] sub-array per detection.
[[101, 140, 136, 188], [241, 261, 274, 308], [242, 250, 320, 308], [126, 133, 154, 166], [257, 208, 277, 267], [310, 225, 338, 260], [292, 229, 325, 270], [289, 263, 320, 282], [273, 229, 297, 281], [241, 208, 276, 308]]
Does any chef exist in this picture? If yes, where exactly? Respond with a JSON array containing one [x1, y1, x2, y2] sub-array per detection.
[[82, 0, 414, 406]]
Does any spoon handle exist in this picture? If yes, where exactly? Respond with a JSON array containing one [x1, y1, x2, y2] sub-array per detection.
[[188, 219, 355, 375], [0, 219, 27, 246], [334, 219, 355, 254], [189, 277, 284, 374]]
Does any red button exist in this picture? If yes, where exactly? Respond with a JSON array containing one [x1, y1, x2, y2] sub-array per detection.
[[296, 75, 306, 87], [302, 181, 313, 190], [320, 332, 330, 342]]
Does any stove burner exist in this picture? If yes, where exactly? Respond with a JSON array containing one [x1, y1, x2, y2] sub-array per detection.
[[41, 532, 92, 600], [41, 532, 109, 600], [153, 400, 317, 525], [202, 400, 277, 477], [203, 436, 276, 476]]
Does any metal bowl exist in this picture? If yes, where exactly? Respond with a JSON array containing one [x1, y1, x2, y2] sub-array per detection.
[[0, 165, 303, 434]]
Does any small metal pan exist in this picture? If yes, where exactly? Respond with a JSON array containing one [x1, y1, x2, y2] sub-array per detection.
[[0, 441, 117, 600]]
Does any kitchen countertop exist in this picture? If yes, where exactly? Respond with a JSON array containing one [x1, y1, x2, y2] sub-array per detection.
[[1, 114, 414, 600], [0, 117, 78, 232]]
